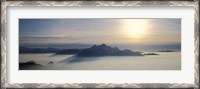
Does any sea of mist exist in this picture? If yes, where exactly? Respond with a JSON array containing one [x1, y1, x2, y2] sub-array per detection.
[[19, 52, 181, 70]]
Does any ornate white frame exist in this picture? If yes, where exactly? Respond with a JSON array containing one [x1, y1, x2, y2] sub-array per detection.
[[1, 1, 199, 89]]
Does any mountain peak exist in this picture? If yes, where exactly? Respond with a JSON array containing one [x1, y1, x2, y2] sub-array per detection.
[[77, 44, 143, 57], [91, 44, 109, 49], [100, 44, 106, 46]]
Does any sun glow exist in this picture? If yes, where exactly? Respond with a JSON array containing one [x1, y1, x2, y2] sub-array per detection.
[[121, 19, 150, 38]]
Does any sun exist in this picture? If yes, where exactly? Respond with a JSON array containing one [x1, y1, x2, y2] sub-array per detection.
[[121, 19, 150, 38]]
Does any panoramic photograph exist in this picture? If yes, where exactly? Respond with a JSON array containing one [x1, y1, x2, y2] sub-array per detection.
[[19, 19, 181, 70]]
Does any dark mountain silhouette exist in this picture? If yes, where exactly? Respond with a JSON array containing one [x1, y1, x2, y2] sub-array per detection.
[[19, 44, 144, 57], [48, 61, 54, 64], [19, 60, 43, 70], [77, 44, 143, 57], [144, 53, 159, 55], [158, 50, 175, 52], [56, 49, 84, 55], [19, 47, 60, 53]]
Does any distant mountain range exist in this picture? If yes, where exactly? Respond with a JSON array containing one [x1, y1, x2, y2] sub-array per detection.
[[19, 47, 60, 53], [157, 50, 175, 52], [20, 44, 144, 56], [20, 44, 176, 56]]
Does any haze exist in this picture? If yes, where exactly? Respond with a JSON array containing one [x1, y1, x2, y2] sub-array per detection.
[[19, 19, 181, 51]]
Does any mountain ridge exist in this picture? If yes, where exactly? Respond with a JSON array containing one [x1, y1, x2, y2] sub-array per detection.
[[77, 44, 143, 56]]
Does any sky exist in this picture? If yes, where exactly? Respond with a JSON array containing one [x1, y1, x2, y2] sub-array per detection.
[[19, 19, 181, 51]]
